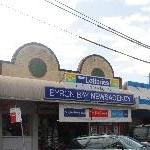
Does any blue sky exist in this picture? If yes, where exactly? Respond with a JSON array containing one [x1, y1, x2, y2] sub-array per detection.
[[0, 0, 150, 84]]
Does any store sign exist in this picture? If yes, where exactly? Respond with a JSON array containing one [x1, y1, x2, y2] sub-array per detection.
[[63, 73, 120, 88], [110, 79, 120, 88], [45, 87, 134, 105], [76, 75, 110, 86], [10, 108, 22, 123], [64, 108, 86, 117], [64, 72, 76, 83], [59, 104, 132, 122], [89, 109, 108, 118], [111, 110, 128, 118]]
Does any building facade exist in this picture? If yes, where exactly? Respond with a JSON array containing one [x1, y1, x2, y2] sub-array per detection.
[[0, 42, 134, 150]]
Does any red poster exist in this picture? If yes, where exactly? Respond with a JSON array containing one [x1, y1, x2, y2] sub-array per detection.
[[10, 108, 22, 123], [10, 112, 16, 123], [89, 109, 108, 118]]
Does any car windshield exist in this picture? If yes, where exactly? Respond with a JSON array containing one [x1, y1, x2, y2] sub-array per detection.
[[117, 136, 144, 148]]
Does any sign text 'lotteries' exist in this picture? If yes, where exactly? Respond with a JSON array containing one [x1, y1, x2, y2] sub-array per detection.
[[76, 75, 110, 86]]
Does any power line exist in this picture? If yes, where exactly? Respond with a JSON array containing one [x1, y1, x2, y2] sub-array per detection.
[[0, 2, 150, 64], [48, 0, 150, 49], [44, 0, 150, 50], [79, 36, 150, 63]]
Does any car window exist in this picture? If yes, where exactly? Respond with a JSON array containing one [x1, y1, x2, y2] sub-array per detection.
[[77, 137, 89, 146], [103, 137, 124, 149], [68, 139, 85, 149], [85, 137, 124, 149], [118, 136, 143, 149], [85, 137, 104, 149]]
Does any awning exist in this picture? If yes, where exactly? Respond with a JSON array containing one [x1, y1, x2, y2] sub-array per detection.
[[0, 75, 59, 101], [0, 75, 134, 106], [127, 81, 150, 109]]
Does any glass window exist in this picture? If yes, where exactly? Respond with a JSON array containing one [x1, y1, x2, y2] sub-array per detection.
[[2, 114, 30, 136], [86, 137, 104, 149], [91, 68, 105, 77], [29, 58, 47, 77], [118, 136, 143, 149], [103, 137, 124, 149], [86, 137, 124, 149]]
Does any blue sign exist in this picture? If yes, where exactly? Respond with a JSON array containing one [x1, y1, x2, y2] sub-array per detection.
[[64, 108, 86, 117], [139, 99, 150, 105], [45, 87, 134, 105], [111, 110, 128, 118], [76, 75, 110, 86]]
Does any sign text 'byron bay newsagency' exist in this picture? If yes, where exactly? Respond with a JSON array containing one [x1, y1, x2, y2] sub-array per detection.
[[45, 87, 134, 105]]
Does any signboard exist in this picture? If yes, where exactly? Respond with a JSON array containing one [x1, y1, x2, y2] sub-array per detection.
[[76, 74, 110, 86], [45, 87, 134, 105], [63, 73, 120, 88], [10, 108, 22, 123], [64, 72, 76, 83], [64, 108, 86, 117], [59, 104, 132, 122], [110, 79, 120, 88], [89, 109, 108, 118], [111, 110, 128, 118]]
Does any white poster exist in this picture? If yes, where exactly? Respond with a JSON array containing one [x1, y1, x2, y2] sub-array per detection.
[[10, 107, 22, 123]]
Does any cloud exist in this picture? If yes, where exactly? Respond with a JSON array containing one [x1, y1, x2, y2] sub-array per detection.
[[94, 13, 150, 83], [0, 0, 150, 83], [125, 0, 150, 5], [141, 6, 150, 12]]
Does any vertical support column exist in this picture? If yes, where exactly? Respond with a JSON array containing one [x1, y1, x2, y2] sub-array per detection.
[[0, 112, 3, 150], [149, 73, 150, 84], [32, 104, 38, 150]]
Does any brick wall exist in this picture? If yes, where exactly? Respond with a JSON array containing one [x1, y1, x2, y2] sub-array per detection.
[[1, 43, 116, 82]]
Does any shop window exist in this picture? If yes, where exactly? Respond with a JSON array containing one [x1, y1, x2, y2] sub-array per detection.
[[29, 58, 47, 77], [2, 114, 30, 136], [91, 68, 105, 77]]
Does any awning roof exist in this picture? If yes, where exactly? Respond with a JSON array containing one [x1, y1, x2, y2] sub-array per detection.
[[0, 75, 133, 103], [127, 81, 150, 99], [127, 81, 150, 109], [0, 75, 59, 101]]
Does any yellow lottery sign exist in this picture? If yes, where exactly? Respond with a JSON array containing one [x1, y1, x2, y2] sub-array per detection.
[[64, 72, 76, 83], [63, 72, 120, 89], [110, 79, 119, 88]]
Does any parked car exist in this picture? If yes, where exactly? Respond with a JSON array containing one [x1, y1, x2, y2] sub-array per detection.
[[133, 124, 150, 142], [67, 134, 150, 149]]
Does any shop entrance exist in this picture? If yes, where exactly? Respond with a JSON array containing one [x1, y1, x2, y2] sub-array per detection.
[[38, 115, 60, 150], [38, 103, 59, 150], [58, 122, 89, 141], [90, 123, 129, 135], [38, 116, 89, 150]]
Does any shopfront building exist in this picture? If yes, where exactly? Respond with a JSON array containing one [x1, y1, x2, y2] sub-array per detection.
[[124, 81, 150, 126], [0, 42, 135, 150]]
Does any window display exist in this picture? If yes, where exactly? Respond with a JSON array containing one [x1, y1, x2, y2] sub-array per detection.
[[2, 114, 30, 136]]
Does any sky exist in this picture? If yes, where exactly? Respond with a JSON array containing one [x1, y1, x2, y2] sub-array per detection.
[[0, 0, 150, 84]]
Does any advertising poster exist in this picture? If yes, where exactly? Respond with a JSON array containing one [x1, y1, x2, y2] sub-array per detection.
[[10, 107, 22, 123], [59, 104, 132, 122]]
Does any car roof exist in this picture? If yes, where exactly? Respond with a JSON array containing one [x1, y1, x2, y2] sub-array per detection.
[[136, 124, 150, 127], [75, 134, 118, 140]]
